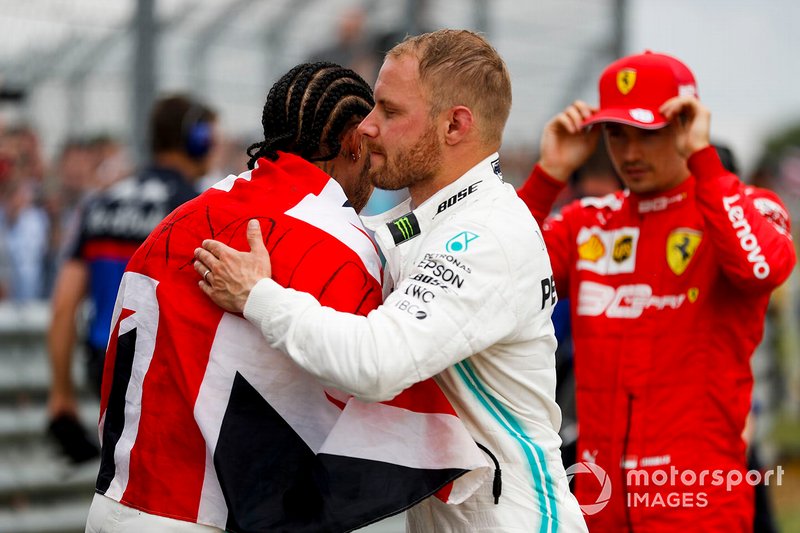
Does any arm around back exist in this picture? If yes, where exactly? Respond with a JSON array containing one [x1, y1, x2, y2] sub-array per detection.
[[243, 222, 519, 403]]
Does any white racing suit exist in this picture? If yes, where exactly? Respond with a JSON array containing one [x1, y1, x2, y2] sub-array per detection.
[[244, 154, 587, 532]]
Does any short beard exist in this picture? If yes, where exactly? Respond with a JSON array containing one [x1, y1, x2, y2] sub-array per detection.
[[368, 122, 442, 191]]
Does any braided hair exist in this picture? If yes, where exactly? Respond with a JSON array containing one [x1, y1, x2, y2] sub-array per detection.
[[246, 62, 374, 169]]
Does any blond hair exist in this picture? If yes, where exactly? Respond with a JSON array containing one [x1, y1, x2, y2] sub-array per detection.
[[388, 29, 512, 146]]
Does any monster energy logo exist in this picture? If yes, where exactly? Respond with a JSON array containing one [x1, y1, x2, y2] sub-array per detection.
[[388, 212, 421, 245], [394, 218, 414, 239]]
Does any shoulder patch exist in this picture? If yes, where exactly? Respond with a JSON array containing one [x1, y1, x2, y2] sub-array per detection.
[[753, 197, 791, 235], [491, 157, 503, 180], [579, 193, 623, 211], [388, 213, 421, 245]]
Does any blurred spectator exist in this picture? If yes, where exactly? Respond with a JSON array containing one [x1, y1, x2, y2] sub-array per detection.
[[0, 127, 50, 302], [42, 135, 133, 297], [46, 94, 216, 463], [307, 7, 377, 83], [0, 178, 49, 302], [4, 124, 46, 187], [42, 138, 95, 294], [51, 138, 94, 208], [86, 134, 133, 190]]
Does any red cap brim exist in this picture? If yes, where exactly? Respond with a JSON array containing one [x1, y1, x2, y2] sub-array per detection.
[[582, 108, 669, 130]]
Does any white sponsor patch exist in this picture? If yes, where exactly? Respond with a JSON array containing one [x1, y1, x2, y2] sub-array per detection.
[[576, 226, 640, 275], [678, 84, 697, 97], [577, 281, 686, 319], [753, 197, 791, 236], [630, 108, 654, 123], [722, 194, 771, 279]]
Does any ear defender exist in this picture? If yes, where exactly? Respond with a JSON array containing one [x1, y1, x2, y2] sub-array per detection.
[[183, 104, 212, 159]]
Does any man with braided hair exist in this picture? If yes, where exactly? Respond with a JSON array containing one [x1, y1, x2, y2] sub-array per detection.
[[196, 31, 588, 532], [87, 62, 489, 533]]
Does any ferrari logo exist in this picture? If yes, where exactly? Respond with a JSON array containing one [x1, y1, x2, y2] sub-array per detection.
[[578, 235, 605, 262], [667, 229, 702, 275], [617, 69, 637, 95], [687, 287, 700, 303]]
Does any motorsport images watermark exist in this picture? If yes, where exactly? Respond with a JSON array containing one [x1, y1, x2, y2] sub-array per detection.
[[565, 461, 784, 515], [564, 462, 612, 515]]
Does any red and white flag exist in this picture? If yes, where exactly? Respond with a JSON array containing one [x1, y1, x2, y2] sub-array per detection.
[[96, 153, 489, 532]]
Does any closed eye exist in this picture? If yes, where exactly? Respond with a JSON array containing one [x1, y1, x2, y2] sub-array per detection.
[[376, 98, 399, 118]]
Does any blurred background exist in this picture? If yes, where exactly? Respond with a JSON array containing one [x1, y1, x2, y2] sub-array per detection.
[[0, 0, 797, 531]]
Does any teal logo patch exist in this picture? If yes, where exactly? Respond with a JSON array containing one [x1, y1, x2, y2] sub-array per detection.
[[446, 231, 479, 253]]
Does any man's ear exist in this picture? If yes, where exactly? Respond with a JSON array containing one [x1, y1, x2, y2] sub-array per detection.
[[340, 124, 364, 162], [444, 106, 474, 146]]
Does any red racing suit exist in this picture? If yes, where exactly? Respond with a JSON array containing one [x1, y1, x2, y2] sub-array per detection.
[[517, 146, 796, 532]]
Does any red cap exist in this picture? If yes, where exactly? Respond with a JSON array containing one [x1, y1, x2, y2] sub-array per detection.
[[583, 51, 698, 129]]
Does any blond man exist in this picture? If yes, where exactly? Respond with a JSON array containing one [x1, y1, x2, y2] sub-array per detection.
[[196, 30, 587, 532]]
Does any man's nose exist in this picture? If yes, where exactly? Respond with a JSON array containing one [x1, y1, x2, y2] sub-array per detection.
[[357, 111, 378, 138], [622, 137, 643, 161]]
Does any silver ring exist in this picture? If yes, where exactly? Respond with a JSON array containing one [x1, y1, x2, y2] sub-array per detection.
[[203, 270, 211, 283]]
